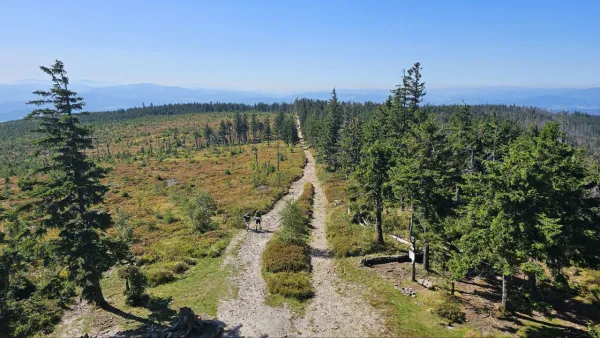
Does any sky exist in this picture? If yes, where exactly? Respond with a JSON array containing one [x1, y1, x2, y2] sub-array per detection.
[[1, 0, 600, 92]]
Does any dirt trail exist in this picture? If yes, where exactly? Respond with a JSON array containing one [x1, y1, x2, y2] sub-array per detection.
[[218, 135, 384, 337], [217, 161, 308, 337]]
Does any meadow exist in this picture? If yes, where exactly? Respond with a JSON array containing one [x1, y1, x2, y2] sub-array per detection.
[[0, 112, 306, 335]]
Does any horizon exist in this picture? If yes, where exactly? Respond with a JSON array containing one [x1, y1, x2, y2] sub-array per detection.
[[2, 1, 600, 91]]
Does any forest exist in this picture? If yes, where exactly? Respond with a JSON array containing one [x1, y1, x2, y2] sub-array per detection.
[[299, 63, 600, 334]]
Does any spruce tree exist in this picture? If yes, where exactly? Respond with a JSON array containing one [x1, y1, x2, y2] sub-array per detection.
[[26, 60, 128, 307], [322, 88, 343, 170], [339, 115, 363, 176], [391, 115, 454, 271], [353, 141, 395, 244], [265, 116, 272, 146]]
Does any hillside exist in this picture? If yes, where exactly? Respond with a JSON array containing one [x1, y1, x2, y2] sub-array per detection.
[[2, 82, 600, 121]]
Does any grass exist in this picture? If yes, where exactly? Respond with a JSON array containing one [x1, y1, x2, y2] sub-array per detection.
[[319, 167, 408, 257], [317, 164, 474, 337], [336, 257, 470, 337], [262, 183, 315, 310]]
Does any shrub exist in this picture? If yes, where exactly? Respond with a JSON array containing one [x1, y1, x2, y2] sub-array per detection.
[[263, 240, 310, 273], [5, 295, 64, 338], [433, 295, 465, 324], [137, 253, 160, 266], [225, 169, 232, 175], [148, 269, 175, 286], [297, 183, 314, 217], [17, 176, 35, 192], [114, 207, 133, 242], [163, 210, 177, 224], [182, 191, 218, 232], [118, 266, 149, 306], [589, 322, 600, 338], [278, 201, 309, 246], [327, 210, 379, 257], [171, 261, 190, 274], [266, 272, 314, 299]]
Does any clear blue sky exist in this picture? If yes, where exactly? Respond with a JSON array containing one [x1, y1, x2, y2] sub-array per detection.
[[1, 0, 599, 91]]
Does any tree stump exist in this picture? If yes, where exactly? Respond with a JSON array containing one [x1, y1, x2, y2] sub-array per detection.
[[164, 307, 203, 338]]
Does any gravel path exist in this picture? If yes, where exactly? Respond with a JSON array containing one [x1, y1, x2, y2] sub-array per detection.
[[218, 140, 385, 337], [217, 161, 309, 337]]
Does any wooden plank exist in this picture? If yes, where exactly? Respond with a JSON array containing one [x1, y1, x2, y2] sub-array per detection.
[[390, 234, 412, 246]]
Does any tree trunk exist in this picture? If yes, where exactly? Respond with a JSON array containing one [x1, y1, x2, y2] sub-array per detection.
[[90, 280, 108, 308], [423, 245, 430, 272], [411, 259, 416, 282], [375, 202, 384, 245], [527, 271, 537, 295], [501, 274, 508, 310]]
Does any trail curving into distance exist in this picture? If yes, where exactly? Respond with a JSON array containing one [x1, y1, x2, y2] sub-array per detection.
[[217, 123, 384, 337]]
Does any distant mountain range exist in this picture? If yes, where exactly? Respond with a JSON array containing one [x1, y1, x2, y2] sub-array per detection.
[[1, 81, 599, 122]]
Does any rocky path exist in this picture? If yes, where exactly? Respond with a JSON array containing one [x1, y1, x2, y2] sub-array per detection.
[[217, 139, 384, 337]]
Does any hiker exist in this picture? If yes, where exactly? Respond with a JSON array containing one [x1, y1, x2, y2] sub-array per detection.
[[243, 213, 251, 230], [254, 211, 262, 230]]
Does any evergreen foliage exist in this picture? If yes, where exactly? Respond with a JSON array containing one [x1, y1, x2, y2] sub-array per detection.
[[24, 60, 129, 306]]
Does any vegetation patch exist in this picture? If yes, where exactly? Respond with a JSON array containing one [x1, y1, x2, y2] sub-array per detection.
[[266, 272, 314, 299], [262, 183, 314, 303]]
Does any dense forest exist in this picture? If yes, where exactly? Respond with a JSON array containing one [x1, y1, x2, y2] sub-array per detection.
[[298, 62, 600, 312]]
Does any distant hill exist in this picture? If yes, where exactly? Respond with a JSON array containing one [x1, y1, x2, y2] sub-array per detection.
[[1, 82, 599, 122]]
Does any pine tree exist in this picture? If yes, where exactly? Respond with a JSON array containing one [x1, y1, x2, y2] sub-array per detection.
[[26, 60, 129, 306]]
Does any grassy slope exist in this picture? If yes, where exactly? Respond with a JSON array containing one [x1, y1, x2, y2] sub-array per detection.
[[1, 112, 305, 336]]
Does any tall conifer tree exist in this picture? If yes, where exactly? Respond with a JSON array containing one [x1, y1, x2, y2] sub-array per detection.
[[26, 60, 128, 306]]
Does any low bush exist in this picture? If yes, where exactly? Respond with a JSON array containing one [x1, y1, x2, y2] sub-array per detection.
[[432, 295, 465, 324], [278, 201, 310, 246], [182, 190, 218, 232], [118, 265, 149, 306], [147, 269, 175, 286], [262, 183, 314, 300], [263, 240, 310, 273], [297, 182, 314, 218], [171, 261, 190, 274], [327, 209, 379, 257], [266, 272, 314, 299]]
